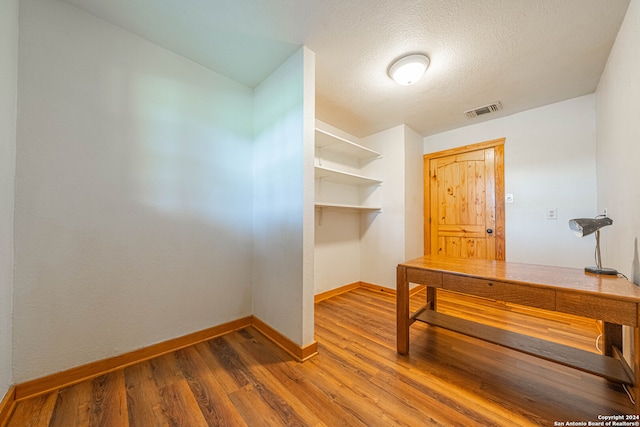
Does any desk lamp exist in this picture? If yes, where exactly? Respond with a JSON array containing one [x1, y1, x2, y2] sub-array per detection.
[[569, 216, 618, 275]]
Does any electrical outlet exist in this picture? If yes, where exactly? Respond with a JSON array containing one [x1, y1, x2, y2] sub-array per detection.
[[604, 207, 608, 217], [546, 208, 557, 220]]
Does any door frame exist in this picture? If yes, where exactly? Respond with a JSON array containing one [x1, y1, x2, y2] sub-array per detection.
[[423, 138, 506, 260]]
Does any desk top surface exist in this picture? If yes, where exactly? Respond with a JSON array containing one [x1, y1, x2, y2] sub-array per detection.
[[400, 255, 640, 301]]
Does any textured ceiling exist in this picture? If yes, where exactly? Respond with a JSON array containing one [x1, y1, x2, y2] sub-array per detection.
[[59, 0, 630, 137]]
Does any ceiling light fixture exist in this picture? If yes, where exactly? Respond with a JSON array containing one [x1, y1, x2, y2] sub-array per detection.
[[388, 54, 430, 85]]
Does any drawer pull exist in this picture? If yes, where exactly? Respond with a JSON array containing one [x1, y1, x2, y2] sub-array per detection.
[[487, 282, 493, 286]]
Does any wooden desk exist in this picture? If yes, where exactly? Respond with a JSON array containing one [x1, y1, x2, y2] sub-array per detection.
[[397, 255, 640, 412]]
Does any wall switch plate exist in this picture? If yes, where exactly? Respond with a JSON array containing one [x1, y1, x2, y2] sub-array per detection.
[[546, 208, 557, 220], [505, 193, 514, 203]]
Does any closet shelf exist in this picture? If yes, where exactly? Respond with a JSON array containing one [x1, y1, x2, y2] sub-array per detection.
[[315, 128, 381, 160], [315, 202, 382, 212], [315, 165, 382, 186]]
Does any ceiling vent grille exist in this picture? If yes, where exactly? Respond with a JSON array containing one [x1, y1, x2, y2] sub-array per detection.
[[464, 102, 502, 119]]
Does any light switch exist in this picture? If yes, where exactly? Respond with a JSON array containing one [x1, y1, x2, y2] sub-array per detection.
[[505, 193, 514, 204]]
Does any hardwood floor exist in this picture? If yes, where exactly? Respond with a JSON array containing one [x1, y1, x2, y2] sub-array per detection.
[[6, 288, 633, 426]]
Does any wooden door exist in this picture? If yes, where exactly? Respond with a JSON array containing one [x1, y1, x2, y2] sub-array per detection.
[[424, 139, 505, 260]]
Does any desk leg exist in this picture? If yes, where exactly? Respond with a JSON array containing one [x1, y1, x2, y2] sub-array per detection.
[[604, 321, 639, 412], [603, 322, 622, 357], [426, 286, 436, 311], [634, 319, 640, 414], [397, 265, 409, 355]]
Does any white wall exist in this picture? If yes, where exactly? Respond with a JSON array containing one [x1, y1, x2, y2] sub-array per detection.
[[404, 125, 426, 263], [360, 125, 424, 289], [596, 0, 640, 282], [0, 0, 19, 395], [314, 209, 361, 294], [253, 47, 316, 346], [14, 0, 255, 382], [424, 95, 598, 268]]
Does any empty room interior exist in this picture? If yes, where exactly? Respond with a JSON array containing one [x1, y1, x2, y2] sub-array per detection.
[[1, 0, 640, 425]]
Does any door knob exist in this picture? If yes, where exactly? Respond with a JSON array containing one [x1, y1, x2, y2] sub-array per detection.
[[486, 229, 493, 234]]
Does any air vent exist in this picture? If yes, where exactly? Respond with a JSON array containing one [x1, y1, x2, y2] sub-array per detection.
[[464, 102, 503, 119]]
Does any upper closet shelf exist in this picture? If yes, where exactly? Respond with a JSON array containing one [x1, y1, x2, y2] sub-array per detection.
[[315, 166, 382, 186], [315, 128, 381, 160]]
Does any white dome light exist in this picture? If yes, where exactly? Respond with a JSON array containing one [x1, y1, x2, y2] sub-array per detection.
[[388, 54, 430, 85]]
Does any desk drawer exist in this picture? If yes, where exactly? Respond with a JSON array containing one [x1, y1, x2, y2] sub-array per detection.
[[407, 269, 443, 287], [443, 275, 556, 310], [556, 292, 637, 326]]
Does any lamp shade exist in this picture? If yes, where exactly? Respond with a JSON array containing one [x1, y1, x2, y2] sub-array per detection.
[[569, 217, 613, 237]]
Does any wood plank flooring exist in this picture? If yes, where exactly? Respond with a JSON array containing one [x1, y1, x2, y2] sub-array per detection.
[[6, 288, 633, 426]]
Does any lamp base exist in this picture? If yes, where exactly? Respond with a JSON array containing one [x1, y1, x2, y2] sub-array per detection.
[[585, 266, 618, 275]]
